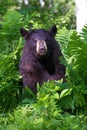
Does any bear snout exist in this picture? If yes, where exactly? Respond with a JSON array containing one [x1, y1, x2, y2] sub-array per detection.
[[36, 40, 47, 56]]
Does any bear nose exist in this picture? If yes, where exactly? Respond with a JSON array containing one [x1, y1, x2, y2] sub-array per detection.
[[40, 46, 45, 51]]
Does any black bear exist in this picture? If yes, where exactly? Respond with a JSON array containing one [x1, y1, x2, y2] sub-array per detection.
[[20, 25, 65, 94]]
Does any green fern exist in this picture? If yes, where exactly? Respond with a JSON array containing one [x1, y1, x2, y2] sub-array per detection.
[[80, 25, 87, 43], [57, 26, 87, 84], [57, 26, 87, 113], [67, 31, 87, 83]]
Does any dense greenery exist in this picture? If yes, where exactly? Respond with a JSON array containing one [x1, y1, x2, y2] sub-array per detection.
[[0, 0, 87, 129]]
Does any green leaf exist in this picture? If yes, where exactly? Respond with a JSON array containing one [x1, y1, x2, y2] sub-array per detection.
[[39, 94, 49, 101], [53, 93, 60, 100], [60, 88, 72, 99]]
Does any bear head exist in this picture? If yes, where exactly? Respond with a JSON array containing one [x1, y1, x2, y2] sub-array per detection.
[[20, 25, 57, 59]]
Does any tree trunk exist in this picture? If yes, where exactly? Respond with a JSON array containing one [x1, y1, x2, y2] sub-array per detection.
[[75, 0, 87, 32]]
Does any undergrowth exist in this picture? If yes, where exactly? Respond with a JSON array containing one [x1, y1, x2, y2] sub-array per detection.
[[0, 7, 87, 130]]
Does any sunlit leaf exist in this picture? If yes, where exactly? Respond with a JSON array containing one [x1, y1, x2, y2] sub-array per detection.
[[53, 93, 60, 100], [60, 88, 72, 99]]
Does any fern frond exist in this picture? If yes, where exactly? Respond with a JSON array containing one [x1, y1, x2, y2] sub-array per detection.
[[66, 31, 87, 82], [80, 25, 87, 43]]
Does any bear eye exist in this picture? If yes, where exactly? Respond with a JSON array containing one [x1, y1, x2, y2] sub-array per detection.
[[32, 39, 37, 43], [45, 38, 52, 44], [34, 39, 37, 42]]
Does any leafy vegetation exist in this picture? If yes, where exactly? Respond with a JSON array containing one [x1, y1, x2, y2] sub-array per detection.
[[0, 0, 87, 129]]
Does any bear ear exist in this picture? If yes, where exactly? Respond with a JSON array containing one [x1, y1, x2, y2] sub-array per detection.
[[49, 25, 57, 37], [20, 28, 29, 39]]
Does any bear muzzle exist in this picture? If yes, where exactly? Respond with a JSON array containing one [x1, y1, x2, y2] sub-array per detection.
[[36, 40, 47, 56]]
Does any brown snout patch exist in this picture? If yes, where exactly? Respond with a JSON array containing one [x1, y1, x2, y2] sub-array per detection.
[[36, 40, 47, 56]]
